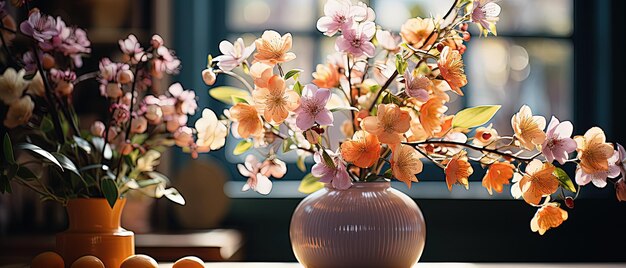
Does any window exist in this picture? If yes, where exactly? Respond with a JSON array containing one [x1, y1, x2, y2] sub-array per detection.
[[185, 0, 577, 197]]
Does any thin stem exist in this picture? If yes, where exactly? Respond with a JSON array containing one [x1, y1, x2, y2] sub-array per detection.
[[404, 140, 542, 163], [16, 179, 58, 202], [368, 70, 398, 111], [215, 70, 254, 92], [0, 17, 16, 65], [277, 63, 284, 77], [33, 48, 65, 143], [414, 146, 446, 169]]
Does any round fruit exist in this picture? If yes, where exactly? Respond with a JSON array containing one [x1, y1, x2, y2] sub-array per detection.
[[31, 251, 64, 268], [173, 256, 205, 268], [71, 255, 105, 268], [120, 254, 159, 268]]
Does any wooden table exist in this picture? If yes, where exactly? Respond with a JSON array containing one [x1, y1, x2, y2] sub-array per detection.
[[157, 263, 626, 268], [0, 229, 243, 264]]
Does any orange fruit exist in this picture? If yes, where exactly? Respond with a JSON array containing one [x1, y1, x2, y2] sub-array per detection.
[[173, 256, 205, 268], [120, 254, 159, 268], [31, 251, 64, 268], [71, 255, 105, 268]]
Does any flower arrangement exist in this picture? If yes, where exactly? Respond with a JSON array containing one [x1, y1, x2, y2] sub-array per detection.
[[0, 1, 195, 207], [195, 0, 626, 235]]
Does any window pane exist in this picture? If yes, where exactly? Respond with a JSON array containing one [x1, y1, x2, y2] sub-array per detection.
[[227, 0, 317, 31], [373, 0, 573, 36], [465, 38, 573, 134]]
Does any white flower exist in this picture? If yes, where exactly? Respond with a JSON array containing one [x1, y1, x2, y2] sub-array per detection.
[[0, 68, 29, 105], [4, 96, 34, 128], [136, 150, 161, 172], [213, 38, 255, 72], [195, 109, 227, 152]]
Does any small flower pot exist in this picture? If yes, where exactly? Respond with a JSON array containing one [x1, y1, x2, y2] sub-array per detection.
[[56, 198, 134, 268]]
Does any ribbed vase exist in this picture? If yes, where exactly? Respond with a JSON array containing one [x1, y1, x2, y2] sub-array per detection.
[[290, 181, 426, 268]]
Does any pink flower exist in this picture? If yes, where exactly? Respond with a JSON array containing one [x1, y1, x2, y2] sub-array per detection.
[[50, 68, 76, 96], [53, 18, 91, 67], [316, 0, 367, 36], [174, 126, 194, 147], [19, 10, 58, 42], [168, 83, 197, 116], [575, 150, 621, 188], [90, 121, 105, 137], [471, 0, 501, 36], [261, 158, 287, 179], [311, 151, 352, 190], [21, 51, 37, 75], [214, 38, 255, 71], [119, 34, 143, 55], [111, 103, 130, 125], [375, 30, 400, 52], [404, 70, 432, 102], [335, 22, 375, 58], [152, 46, 181, 79], [617, 144, 626, 177], [294, 84, 333, 130], [238, 155, 273, 195], [541, 116, 577, 165]]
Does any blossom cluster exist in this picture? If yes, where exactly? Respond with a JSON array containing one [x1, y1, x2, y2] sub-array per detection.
[[195, 0, 625, 235], [0, 2, 189, 206]]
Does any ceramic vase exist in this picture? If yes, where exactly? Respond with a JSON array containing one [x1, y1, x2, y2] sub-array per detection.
[[290, 181, 426, 268]]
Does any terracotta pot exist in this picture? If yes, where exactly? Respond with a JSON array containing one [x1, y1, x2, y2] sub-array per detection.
[[56, 198, 134, 268], [290, 181, 426, 268]]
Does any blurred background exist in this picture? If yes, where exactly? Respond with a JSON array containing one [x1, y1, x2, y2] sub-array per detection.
[[1, 0, 626, 263]]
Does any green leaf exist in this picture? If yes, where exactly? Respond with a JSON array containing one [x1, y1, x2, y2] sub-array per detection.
[[40, 117, 54, 133], [553, 167, 577, 193], [282, 138, 294, 153], [233, 140, 253, 155], [208, 86, 251, 105], [293, 81, 303, 95], [231, 96, 249, 104], [321, 150, 335, 170], [3, 134, 14, 164], [17, 143, 63, 170], [395, 54, 408, 74], [164, 188, 186, 205], [100, 178, 118, 208], [369, 84, 381, 93], [91, 138, 112, 159], [296, 155, 306, 172], [330, 106, 359, 113], [298, 173, 324, 194], [51, 152, 82, 179], [17, 166, 37, 180], [451, 105, 501, 129], [72, 136, 92, 154], [0, 174, 11, 193], [284, 69, 303, 81], [130, 134, 148, 145]]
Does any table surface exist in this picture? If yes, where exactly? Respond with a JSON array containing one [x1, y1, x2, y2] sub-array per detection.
[[158, 263, 626, 268], [3, 263, 626, 268]]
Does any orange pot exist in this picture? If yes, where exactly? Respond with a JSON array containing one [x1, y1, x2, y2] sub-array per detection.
[[56, 198, 134, 268]]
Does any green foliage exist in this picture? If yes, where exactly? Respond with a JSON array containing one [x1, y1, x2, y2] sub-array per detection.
[[553, 167, 577, 193], [395, 54, 408, 74], [208, 86, 251, 105], [3, 134, 14, 164], [17, 143, 63, 170], [452, 105, 501, 129], [233, 140, 253, 155], [100, 178, 118, 208], [298, 173, 324, 194], [284, 69, 303, 81], [293, 81, 303, 95]]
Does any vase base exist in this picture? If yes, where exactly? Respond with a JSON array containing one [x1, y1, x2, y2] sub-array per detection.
[[56, 230, 134, 268]]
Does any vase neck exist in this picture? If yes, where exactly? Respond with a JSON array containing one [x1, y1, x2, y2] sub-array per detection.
[[65, 198, 125, 231]]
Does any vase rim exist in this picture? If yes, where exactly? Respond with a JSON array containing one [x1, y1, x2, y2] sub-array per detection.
[[349, 181, 391, 189]]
